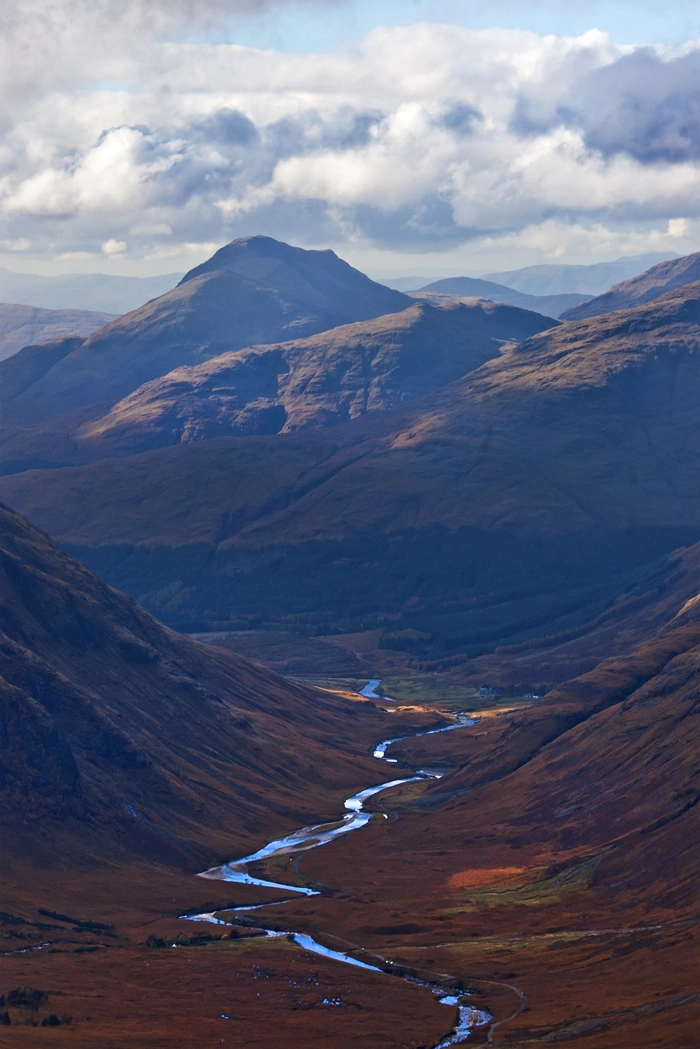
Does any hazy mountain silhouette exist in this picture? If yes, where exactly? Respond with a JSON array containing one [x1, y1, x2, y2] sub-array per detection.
[[415, 276, 587, 317], [484, 251, 678, 296], [561, 251, 700, 320], [0, 267, 182, 315], [0, 303, 116, 362]]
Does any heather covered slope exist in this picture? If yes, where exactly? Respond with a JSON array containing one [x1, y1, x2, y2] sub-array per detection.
[[297, 587, 700, 1049], [0, 303, 117, 362], [7, 281, 700, 544], [74, 300, 555, 457], [3, 283, 699, 654], [0, 236, 409, 429], [561, 249, 700, 320], [0, 503, 398, 869]]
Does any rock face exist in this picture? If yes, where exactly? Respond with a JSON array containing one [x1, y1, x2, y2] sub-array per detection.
[[75, 300, 556, 457], [560, 250, 700, 320], [0, 236, 410, 428], [0, 303, 117, 362], [0, 502, 388, 866]]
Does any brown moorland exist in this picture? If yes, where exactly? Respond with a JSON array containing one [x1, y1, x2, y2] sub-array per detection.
[[260, 587, 700, 1048], [0, 503, 460, 1046], [0, 506, 698, 1047]]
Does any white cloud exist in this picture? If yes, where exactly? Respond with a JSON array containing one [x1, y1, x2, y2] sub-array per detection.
[[102, 238, 128, 256], [1, 13, 700, 269], [0, 237, 31, 251]]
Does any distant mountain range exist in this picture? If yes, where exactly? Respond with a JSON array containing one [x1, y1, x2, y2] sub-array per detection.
[[0, 267, 182, 315], [1, 237, 699, 660], [482, 251, 679, 295], [413, 277, 587, 318], [379, 252, 677, 297], [0, 302, 117, 362], [561, 251, 700, 320]]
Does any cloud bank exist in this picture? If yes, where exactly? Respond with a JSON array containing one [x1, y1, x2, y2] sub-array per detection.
[[1, 3, 699, 269]]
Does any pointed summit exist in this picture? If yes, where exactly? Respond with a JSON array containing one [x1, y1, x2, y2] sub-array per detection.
[[0, 237, 409, 428]]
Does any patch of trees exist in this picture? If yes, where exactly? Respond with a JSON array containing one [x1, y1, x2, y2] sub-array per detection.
[[38, 907, 115, 934], [1, 987, 47, 1010], [0, 987, 72, 1027], [146, 930, 238, 949]]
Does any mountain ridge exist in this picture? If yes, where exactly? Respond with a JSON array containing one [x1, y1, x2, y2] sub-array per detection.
[[483, 251, 678, 295], [71, 300, 556, 459], [0, 236, 410, 430], [3, 281, 698, 656], [560, 251, 700, 320]]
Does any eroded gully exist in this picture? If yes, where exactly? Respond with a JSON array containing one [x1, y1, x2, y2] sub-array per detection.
[[182, 686, 492, 1045]]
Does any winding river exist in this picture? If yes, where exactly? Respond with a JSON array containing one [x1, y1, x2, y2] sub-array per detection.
[[183, 686, 491, 1045]]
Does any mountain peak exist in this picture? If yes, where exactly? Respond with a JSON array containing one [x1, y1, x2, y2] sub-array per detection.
[[178, 235, 343, 287], [0, 236, 409, 428]]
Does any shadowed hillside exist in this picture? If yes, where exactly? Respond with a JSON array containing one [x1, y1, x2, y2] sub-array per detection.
[[72, 300, 555, 457], [2, 282, 698, 658], [0, 502, 401, 870]]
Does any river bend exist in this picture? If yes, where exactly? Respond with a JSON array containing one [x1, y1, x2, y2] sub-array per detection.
[[184, 686, 490, 1044]]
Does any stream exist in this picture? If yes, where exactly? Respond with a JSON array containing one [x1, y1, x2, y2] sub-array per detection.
[[183, 684, 491, 1044]]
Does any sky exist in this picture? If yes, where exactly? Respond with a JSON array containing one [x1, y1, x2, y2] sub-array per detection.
[[1, 0, 700, 278]]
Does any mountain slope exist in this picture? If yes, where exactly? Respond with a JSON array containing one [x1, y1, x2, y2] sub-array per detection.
[[299, 579, 700, 1049], [0, 502, 396, 868], [416, 276, 588, 317], [73, 300, 556, 458], [561, 251, 700, 320], [0, 303, 117, 362], [2, 282, 698, 654], [0, 237, 409, 429]]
